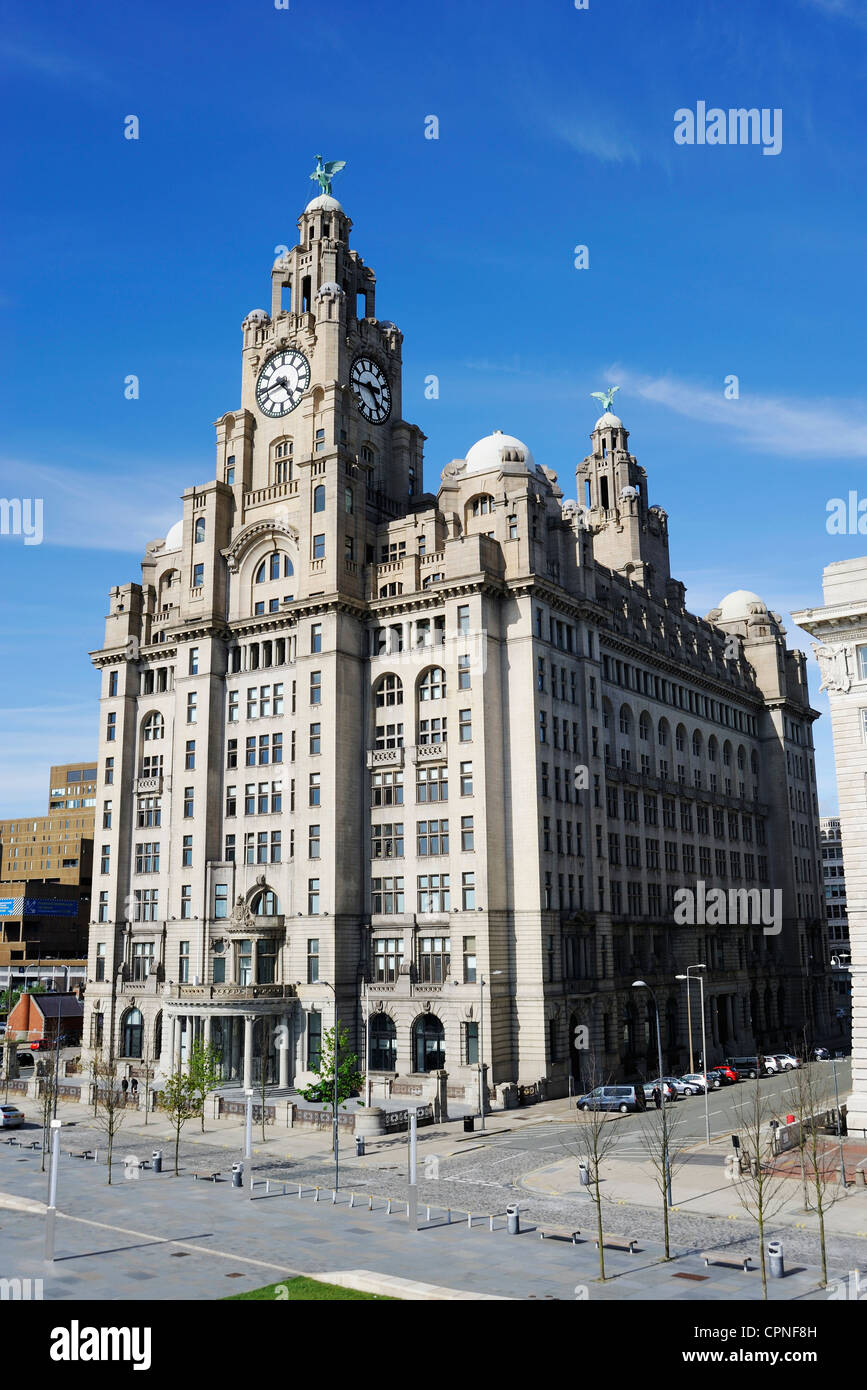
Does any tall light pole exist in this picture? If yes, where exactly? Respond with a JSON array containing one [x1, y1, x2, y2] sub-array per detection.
[[633, 980, 672, 1205], [316, 980, 340, 1190], [830, 1054, 847, 1190], [362, 978, 372, 1111], [678, 964, 709, 1144], [478, 969, 503, 1132]]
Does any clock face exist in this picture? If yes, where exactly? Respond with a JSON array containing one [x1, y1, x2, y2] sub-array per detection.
[[350, 356, 391, 423], [256, 349, 310, 417]]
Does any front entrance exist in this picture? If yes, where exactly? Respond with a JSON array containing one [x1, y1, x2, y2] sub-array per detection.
[[412, 1014, 445, 1072]]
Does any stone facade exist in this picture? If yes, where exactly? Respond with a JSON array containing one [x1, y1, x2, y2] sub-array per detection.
[[83, 187, 835, 1096], [794, 561, 867, 1130]]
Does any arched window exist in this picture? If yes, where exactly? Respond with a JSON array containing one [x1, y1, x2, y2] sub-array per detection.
[[375, 674, 403, 707], [142, 712, 164, 742], [708, 736, 718, 763], [619, 704, 632, 735], [737, 745, 746, 771], [412, 1014, 445, 1072], [418, 667, 446, 702], [657, 719, 669, 747], [255, 553, 294, 583], [313, 484, 325, 513], [194, 517, 206, 544], [121, 1008, 143, 1059], [250, 889, 282, 916], [272, 438, 293, 483], [723, 741, 732, 767], [639, 712, 651, 742], [675, 724, 686, 753], [470, 494, 494, 516], [370, 1015, 397, 1071], [692, 731, 703, 758], [152, 1011, 163, 1059], [750, 750, 759, 775]]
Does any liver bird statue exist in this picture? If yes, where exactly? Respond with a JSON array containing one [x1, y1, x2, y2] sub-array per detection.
[[590, 385, 620, 414], [310, 155, 346, 197]]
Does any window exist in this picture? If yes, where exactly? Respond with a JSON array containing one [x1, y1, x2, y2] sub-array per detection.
[[307, 1011, 322, 1070], [133, 890, 158, 923], [374, 938, 404, 983], [458, 654, 471, 689], [371, 770, 404, 806], [372, 822, 403, 857], [186, 691, 197, 723], [193, 563, 204, 587], [418, 874, 450, 913], [309, 722, 321, 754], [508, 514, 518, 539], [417, 819, 448, 855], [183, 739, 196, 770], [95, 939, 107, 977], [459, 709, 472, 741], [461, 814, 474, 850], [181, 834, 193, 867], [215, 884, 228, 919], [312, 484, 326, 515], [178, 939, 190, 982], [313, 534, 325, 559], [226, 457, 235, 485], [100, 844, 110, 874], [309, 772, 321, 806], [418, 934, 450, 981], [310, 670, 322, 704], [106, 712, 117, 742], [372, 876, 405, 914], [194, 516, 205, 543], [142, 712, 164, 741], [463, 936, 477, 983], [307, 938, 320, 983], [105, 756, 114, 785], [417, 766, 448, 802], [224, 833, 236, 862], [311, 622, 322, 653], [461, 871, 476, 909], [102, 799, 112, 829], [308, 878, 320, 914], [228, 691, 239, 722], [308, 823, 321, 858], [457, 604, 470, 634], [345, 486, 354, 514], [108, 670, 118, 697], [97, 894, 109, 927], [183, 786, 194, 818], [418, 666, 446, 701]]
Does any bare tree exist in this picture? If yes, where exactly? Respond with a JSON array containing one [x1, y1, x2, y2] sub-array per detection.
[[638, 1095, 690, 1260], [187, 1038, 221, 1134], [38, 1041, 60, 1173], [92, 1055, 127, 1184], [138, 1031, 157, 1126], [161, 1067, 198, 1175], [566, 1061, 622, 1281], [732, 1077, 791, 1299], [788, 1059, 842, 1287]]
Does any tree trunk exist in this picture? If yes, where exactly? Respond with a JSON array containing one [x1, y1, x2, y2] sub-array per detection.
[[174, 1125, 181, 1175], [594, 1176, 606, 1281]]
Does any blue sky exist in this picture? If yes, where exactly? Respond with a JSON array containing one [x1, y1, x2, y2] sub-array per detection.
[[1, 0, 865, 814]]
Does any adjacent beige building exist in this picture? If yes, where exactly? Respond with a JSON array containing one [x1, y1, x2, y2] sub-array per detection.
[[83, 186, 836, 1096], [794, 561, 867, 1131]]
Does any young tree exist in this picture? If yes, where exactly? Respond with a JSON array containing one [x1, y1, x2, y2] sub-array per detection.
[[138, 1032, 157, 1127], [187, 1038, 222, 1134], [38, 1041, 60, 1173], [92, 1056, 126, 1185], [300, 1022, 363, 1111], [638, 1094, 690, 1260], [732, 1077, 791, 1299], [162, 1068, 199, 1175], [789, 1059, 842, 1287], [567, 1062, 622, 1281]]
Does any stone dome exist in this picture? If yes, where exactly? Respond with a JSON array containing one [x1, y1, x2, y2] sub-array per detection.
[[162, 519, 184, 554], [716, 589, 767, 622], [305, 193, 343, 214], [594, 411, 623, 430], [464, 430, 536, 476], [243, 309, 270, 326], [316, 281, 344, 299]]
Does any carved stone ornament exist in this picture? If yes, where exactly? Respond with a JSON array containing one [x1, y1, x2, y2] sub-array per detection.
[[812, 641, 852, 694], [423, 1000, 431, 1013], [227, 896, 256, 932]]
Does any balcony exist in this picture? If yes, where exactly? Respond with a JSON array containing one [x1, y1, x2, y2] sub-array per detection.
[[244, 480, 299, 507], [165, 982, 297, 1005], [134, 775, 163, 795], [367, 746, 405, 770], [412, 741, 448, 764]]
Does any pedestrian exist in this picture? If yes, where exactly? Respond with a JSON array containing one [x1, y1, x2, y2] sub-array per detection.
[[130, 1077, 138, 1096], [121, 1078, 128, 1095], [652, 1085, 661, 1110]]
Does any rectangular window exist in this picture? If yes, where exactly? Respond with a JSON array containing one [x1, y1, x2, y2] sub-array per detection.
[[95, 939, 107, 977], [459, 709, 472, 742], [313, 534, 325, 559], [309, 772, 321, 806], [105, 756, 114, 785], [418, 933, 451, 981], [108, 670, 118, 697], [106, 711, 116, 742], [416, 766, 448, 802], [179, 939, 190, 980], [184, 739, 196, 770], [308, 878, 320, 914], [311, 622, 322, 653], [224, 833, 236, 862], [463, 936, 477, 983], [182, 834, 193, 867], [461, 814, 474, 850], [465, 1020, 479, 1065], [193, 563, 204, 587], [374, 936, 404, 982], [97, 894, 109, 927], [307, 938, 319, 984], [458, 654, 471, 690], [371, 876, 405, 914], [371, 822, 404, 857], [457, 604, 470, 634], [100, 844, 110, 874], [183, 786, 194, 818], [309, 722, 321, 755], [309, 823, 321, 858], [371, 770, 404, 806], [417, 819, 449, 855], [417, 874, 450, 913], [102, 799, 112, 829], [461, 871, 476, 910], [214, 883, 228, 919], [310, 670, 322, 704], [307, 1011, 322, 1070], [189, 647, 199, 675]]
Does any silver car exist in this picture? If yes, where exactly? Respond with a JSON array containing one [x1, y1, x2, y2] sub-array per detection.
[[0, 1104, 24, 1129]]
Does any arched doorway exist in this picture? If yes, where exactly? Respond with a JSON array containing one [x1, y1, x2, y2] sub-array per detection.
[[412, 1014, 445, 1073], [121, 1008, 143, 1059], [370, 1015, 397, 1072]]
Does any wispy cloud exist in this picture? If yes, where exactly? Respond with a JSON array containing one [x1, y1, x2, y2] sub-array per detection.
[[799, 0, 867, 26], [0, 38, 113, 89], [607, 365, 867, 457], [0, 458, 186, 553], [546, 112, 642, 166]]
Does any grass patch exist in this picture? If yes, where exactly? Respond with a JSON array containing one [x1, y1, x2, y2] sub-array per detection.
[[225, 1276, 398, 1301]]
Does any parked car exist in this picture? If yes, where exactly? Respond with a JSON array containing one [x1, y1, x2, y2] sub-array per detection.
[[725, 1056, 770, 1080], [15, 1053, 34, 1067], [710, 1063, 740, 1084], [681, 1073, 719, 1093], [0, 1104, 24, 1129], [771, 1053, 801, 1071], [577, 1084, 646, 1114], [642, 1081, 677, 1104], [813, 1047, 830, 1061], [652, 1075, 691, 1097], [57, 1033, 79, 1048]]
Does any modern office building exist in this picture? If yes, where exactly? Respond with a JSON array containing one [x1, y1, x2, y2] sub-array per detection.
[[83, 179, 835, 1095], [820, 816, 852, 1029], [0, 762, 95, 967], [794, 561, 867, 1131]]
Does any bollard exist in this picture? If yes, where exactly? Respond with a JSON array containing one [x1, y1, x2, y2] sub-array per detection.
[[578, 1160, 591, 1187], [355, 1135, 365, 1157], [446, 1208, 451, 1225], [232, 1162, 243, 1189], [331, 1189, 337, 1205], [768, 1240, 784, 1279], [489, 1215, 494, 1232], [426, 1206, 431, 1221], [350, 1192, 356, 1208], [467, 1212, 473, 1228], [506, 1203, 520, 1235], [386, 1198, 392, 1214], [314, 1187, 320, 1203], [298, 1184, 303, 1198], [368, 1194, 373, 1211], [152, 1150, 162, 1174]]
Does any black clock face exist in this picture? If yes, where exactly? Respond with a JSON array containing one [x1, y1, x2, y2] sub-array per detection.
[[350, 355, 391, 423], [256, 349, 310, 417]]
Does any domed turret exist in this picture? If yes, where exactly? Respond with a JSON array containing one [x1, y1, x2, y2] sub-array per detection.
[[464, 430, 536, 476]]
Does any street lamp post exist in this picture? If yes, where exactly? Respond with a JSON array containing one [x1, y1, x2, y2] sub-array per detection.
[[316, 981, 340, 1190], [830, 1054, 847, 1190], [633, 980, 672, 1206], [362, 978, 372, 1111], [478, 970, 503, 1132], [677, 965, 709, 1144]]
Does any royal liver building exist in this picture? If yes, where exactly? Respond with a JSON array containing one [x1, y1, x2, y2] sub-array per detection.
[[84, 171, 837, 1097]]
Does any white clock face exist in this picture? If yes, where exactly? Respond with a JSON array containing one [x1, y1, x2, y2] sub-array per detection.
[[256, 349, 310, 417], [350, 356, 391, 423]]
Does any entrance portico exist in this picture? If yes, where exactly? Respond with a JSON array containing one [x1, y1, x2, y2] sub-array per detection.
[[163, 983, 297, 1087]]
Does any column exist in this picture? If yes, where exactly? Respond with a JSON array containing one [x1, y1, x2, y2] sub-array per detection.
[[203, 1015, 212, 1049], [168, 1015, 177, 1070], [174, 1014, 183, 1069], [243, 1015, 254, 1092], [231, 1017, 242, 1080], [279, 1014, 290, 1088]]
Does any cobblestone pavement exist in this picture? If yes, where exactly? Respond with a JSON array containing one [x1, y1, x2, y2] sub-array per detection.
[[23, 1111, 867, 1281]]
